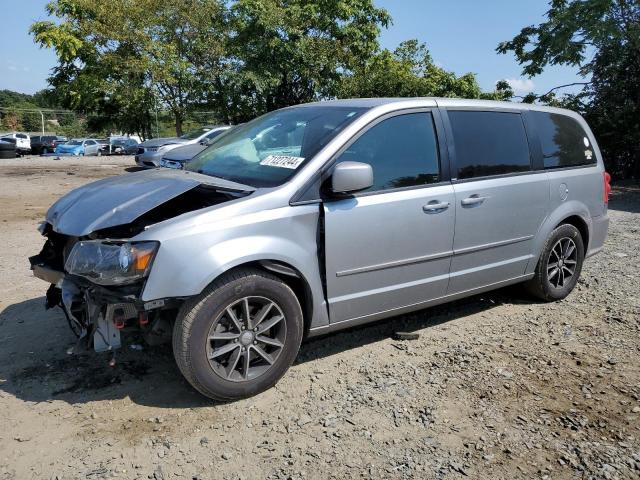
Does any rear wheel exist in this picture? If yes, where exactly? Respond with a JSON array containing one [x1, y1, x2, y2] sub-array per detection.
[[525, 224, 584, 301], [173, 268, 303, 401]]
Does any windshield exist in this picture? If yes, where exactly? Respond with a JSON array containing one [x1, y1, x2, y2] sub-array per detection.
[[186, 106, 367, 187], [67, 140, 82, 146], [180, 127, 211, 140]]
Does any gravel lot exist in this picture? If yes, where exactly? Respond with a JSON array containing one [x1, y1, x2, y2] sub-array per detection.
[[0, 155, 638, 480]]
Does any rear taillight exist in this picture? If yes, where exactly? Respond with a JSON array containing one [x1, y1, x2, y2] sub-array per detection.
[[603, 171, 611, 205]]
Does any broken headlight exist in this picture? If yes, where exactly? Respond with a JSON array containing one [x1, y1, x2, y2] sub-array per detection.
[[65, 240, 159, 285]]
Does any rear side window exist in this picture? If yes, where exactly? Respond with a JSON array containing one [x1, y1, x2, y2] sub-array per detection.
[[205, 129, 225, 141], [531, 111, 596, 169], [336, 112, 440, 192], [448, 111, 531, 179]]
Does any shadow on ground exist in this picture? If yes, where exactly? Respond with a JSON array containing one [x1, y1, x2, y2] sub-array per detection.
[[609, 182, 640, 214], [0, 285, 532, 408]]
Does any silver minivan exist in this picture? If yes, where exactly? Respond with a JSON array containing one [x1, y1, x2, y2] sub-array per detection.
[[30, 98, 610, 400]]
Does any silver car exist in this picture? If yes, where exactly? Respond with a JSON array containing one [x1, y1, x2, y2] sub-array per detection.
[[135, 125, 230, 168], [30, 98, 610, 400], [159, 126, 232, 170]]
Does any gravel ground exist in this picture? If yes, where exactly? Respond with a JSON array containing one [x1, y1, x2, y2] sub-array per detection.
[[0, 155, 638, 480]]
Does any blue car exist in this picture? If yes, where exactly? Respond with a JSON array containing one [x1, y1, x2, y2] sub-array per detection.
[[54, 139, 101, 156]]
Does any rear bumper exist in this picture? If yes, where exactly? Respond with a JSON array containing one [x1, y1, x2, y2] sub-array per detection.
[[586, 213, 609, 258]]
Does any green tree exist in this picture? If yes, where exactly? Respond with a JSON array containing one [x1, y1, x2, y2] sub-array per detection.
[[340, 40, 513, 100], [0, 90, 45, 133], [497, 0, 640, 178], [227, 0, 391, 118], [31, 0, 227, 136]]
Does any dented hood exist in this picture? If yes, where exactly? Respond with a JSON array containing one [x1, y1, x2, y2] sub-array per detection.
[[46, 169, 254, 236]]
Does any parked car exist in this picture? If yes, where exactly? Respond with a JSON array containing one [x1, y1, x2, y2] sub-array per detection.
[[102, 137, 139, 155], [135, 125, 230, 168], [159, 126, 231, 169], [54, 138, 102, 156], [0, 137, 17, 159], [31, 135, 68, 155], [96, 138, 110, 154], [30, 98, 609, 401], [1, 132, 30, 155]]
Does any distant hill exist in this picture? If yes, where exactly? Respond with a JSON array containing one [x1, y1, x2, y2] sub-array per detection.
[[0, 89, 61, 109], [0, 89, 66, 133]]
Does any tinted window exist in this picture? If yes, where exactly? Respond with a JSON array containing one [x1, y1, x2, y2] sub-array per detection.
[[531, 111, 595, 169], [205, 129, 226, 140], [448, 111, 531, 179], [180, 127, 211, 140], [32, 136, 41, 142], [336, 113, 439, 192]]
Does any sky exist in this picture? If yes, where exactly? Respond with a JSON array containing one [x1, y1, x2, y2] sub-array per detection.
[[0, 0, 588, 97]]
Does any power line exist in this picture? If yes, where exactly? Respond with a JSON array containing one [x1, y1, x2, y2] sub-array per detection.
[[0, 106, 76, 115]]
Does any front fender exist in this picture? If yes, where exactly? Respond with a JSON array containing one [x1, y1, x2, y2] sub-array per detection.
[[139, 204, 330, 328], [525, 200, 592, 275]]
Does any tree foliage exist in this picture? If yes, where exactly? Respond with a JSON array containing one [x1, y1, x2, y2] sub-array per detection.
[[31, 0, 228, 136], [227, 0, 390, 117], [498, 0, 640, 178], [340, 40, 513, 101], [31, 0, 516, 138], [31, 0, 391, 134], [0, 90, 48, 132]]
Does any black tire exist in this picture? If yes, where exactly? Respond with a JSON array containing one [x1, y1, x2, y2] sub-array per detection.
[[525, 224, 585, 301], [0, 150, 15, 159], [173, 268, 303, 401]]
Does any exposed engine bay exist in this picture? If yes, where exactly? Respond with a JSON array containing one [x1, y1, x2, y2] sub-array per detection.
[[29, 171, 252, 358]]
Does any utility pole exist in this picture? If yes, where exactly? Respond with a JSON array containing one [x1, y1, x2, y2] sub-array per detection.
[[39, 110, 45, 134], [154, 95, 160, 139]]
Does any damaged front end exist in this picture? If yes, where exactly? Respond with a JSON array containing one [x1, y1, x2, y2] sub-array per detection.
[[30, 225, 178, 355], [29, 169, 254, 355]]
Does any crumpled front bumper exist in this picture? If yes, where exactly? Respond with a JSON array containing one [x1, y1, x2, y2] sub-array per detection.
[[29, 232, 173, 353]]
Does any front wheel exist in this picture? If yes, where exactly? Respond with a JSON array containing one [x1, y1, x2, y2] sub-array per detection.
[[173, 268, 304, 401], [525, 224, 585, 301]]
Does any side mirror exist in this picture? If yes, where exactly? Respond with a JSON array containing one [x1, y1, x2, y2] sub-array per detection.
[[330, 161, 373, 194]]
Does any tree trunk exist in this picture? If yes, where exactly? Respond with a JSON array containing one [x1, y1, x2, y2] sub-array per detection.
[[174, 113, 183, 137]]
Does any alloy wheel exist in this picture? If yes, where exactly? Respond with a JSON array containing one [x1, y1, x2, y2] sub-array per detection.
[[205, 296, 286, 382], [547, 237, 578, 288]]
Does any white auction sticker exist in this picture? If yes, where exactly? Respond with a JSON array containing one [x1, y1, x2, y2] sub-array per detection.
[[260, 155, 305, 169]]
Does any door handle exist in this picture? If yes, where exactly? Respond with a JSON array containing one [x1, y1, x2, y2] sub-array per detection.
[[423, 201, 450, 213], [461, 195, 488, 207]]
